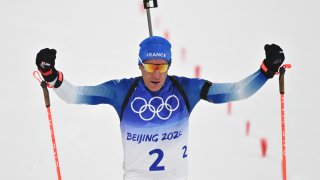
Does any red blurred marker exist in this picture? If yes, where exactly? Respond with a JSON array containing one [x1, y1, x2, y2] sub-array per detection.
[[246, 120, 250, 136], [181, 47, 186, 62], [194, 65, 201, 78], [261, 138, 268, 157], [155, 17, 161, 29], [164, 30, 170, 40], [140, 2, 145, 14], [227, 102, 232, 115]]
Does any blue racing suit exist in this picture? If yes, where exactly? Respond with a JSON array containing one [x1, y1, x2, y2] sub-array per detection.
[[52, 69, 268, 180]]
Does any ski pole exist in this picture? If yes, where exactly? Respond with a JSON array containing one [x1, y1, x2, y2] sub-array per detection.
[[278, 64, 291, 180], [143, 0, 158, 37], [33, 71, 62, 180]]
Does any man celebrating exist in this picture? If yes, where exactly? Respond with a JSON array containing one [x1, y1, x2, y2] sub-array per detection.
[[35, 36, 284, 180]]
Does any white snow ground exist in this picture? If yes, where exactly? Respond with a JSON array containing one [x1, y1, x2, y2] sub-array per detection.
[[1, 0, 319, 179]]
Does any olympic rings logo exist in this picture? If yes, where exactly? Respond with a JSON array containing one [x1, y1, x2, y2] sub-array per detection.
[[130, 95, 180, 121]]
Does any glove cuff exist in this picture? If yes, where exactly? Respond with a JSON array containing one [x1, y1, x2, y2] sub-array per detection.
[[38, 68, 58, 82], [53, 71, 63, 88], [260, 61, 276, 78]]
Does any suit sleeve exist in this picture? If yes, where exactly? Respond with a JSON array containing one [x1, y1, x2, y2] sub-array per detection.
[[51, 78, 131, 112], [206, 69, 268, 103]]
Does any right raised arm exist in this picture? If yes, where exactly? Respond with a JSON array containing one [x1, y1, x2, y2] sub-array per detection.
[[35, 48, 131, 112]]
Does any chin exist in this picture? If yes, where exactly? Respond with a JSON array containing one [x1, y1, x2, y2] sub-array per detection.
[[148, 84, 162, 92], [149, 87, 161, 92]]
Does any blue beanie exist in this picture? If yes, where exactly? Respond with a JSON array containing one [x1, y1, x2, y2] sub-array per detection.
[[138, 36, 172, 64]]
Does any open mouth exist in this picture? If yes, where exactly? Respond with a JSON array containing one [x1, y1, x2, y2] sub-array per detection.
[[151, 81, 160, 85]]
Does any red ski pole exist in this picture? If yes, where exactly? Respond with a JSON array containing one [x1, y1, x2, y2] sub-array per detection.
[[278, 64, 291, 180], [33, 71, 62, 180]]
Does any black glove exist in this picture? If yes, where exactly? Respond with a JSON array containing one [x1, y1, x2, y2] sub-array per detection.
[[36, 48, 58, 82], [36, 48, 63, 88], [260, 44, 285, 78]]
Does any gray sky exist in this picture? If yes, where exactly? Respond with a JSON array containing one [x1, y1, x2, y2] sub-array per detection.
[[1, 0, 319, 179]]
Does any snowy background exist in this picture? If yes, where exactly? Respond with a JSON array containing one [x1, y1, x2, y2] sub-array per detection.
[[1, 0, 319, 179]]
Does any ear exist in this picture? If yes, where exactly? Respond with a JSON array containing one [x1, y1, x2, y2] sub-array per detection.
[[139, 64, 144, 71]]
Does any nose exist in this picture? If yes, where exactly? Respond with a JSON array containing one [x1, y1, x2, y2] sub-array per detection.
[[152, 69, 161, 78]]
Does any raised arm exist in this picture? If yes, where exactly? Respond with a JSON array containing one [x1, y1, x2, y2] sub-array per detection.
[[205, 43, 285, 104], [35, 48, 131, 113]]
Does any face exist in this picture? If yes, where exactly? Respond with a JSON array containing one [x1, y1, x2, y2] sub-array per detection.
[[139, 59, 169, 92]]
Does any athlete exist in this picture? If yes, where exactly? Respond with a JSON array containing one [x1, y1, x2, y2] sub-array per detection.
[[35, 36, 285, 180]]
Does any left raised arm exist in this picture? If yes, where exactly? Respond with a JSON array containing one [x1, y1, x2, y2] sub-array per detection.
[[205, 44, 285, 104]]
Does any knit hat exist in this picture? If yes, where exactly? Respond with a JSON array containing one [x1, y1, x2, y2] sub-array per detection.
[[138, 36, 172, 64]]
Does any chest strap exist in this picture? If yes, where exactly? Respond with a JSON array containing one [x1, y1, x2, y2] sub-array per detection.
[[168, 76, 190, 113], [120, 76, 190, 121], [120, 76, 141, 120]]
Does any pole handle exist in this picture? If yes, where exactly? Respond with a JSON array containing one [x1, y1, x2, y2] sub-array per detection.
[[279, 67, 285, 94], [41, 81, 51, 107], [279, 64, 292, 94], [33, 70, 52, 107]]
